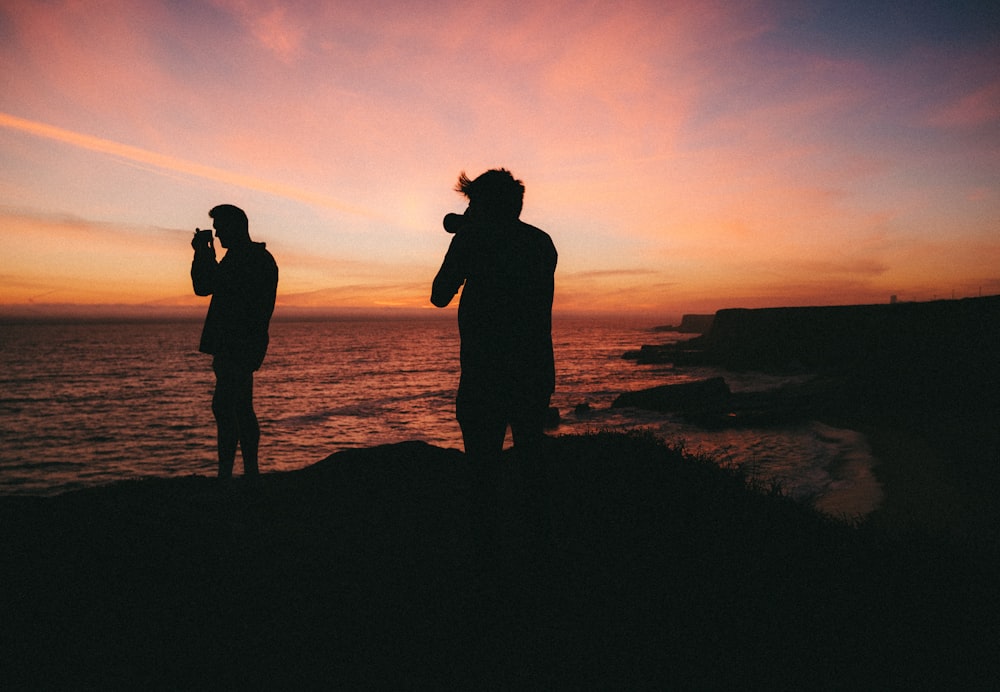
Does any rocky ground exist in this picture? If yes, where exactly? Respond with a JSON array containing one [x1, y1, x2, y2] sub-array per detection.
[[2, 432, 997, 690]]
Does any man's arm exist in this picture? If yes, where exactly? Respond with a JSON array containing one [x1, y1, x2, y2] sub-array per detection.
[[191, 230, 218, 296], [191, 251, 218, 296], [431, 235, 466, 307], [259, 253, 278, 322]]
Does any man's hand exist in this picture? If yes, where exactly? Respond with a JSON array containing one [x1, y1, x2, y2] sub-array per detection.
[[192, 228, 215, 252]]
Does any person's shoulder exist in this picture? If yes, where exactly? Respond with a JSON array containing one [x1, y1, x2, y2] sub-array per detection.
[[252, 242, 276, 260], [518, 221, 556, 251], [245, 243, 278, 275], [517, 221, 552, 240]]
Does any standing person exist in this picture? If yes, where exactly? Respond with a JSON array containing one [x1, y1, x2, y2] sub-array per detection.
[[191, 204, 278, 480], [431, 169, 557, 549]]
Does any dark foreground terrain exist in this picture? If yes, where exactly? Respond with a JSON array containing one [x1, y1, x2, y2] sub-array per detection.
[[2, 432, 997, 690]]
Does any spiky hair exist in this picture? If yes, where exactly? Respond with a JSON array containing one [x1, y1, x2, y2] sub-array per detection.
[[455, 169, 524, 219]]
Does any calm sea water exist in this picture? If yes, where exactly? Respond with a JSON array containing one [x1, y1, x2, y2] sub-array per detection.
[[0, 316, 877, 512]]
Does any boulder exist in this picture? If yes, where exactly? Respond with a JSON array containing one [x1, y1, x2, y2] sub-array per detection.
[[611, 376, 731, 412]]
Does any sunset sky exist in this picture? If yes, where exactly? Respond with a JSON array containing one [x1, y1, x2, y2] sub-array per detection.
[[2, 0, 998, 320]]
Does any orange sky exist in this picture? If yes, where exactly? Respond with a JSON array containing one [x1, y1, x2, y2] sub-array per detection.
[[1, 1, 998, 321]]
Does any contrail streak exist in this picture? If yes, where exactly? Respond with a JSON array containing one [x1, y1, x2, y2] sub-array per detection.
[[0, 112, 380, 219]]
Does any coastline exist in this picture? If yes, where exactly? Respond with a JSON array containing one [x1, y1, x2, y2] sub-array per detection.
[[623, 297, 1000, 531]]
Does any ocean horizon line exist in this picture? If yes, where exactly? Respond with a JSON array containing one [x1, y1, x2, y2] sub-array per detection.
[[4, 292, 997, 325], [0, 303, 679, 325]]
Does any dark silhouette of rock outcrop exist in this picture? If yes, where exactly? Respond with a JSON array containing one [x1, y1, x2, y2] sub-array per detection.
[[629, 296, 1000, 407], [612, 376, 730, 412], [703, 296, 999, 388], [2, 434, 996, 689], [620, 296, 1000, 470], [654, 313, 715, 334]]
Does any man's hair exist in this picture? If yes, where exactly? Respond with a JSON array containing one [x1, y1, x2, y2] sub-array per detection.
[[455, 169, 524, 219], [209, 204, 249, 236]]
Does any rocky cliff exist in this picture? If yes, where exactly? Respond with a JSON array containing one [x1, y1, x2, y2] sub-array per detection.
[[699, 296, 1000, 407], [630, 296, 999, 409], [654, 313, 715, 334], [621, 296, 1000, 473]]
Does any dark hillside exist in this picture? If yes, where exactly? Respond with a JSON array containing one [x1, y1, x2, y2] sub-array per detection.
[[2, 433, 996, 689]]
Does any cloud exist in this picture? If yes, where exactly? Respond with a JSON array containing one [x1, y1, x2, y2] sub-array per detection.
[[565, 268, 663, 280], [1, 1, 997, 314], [238, 3, 307, 62], [927, 79, 1000, 128], [0, 112, 382, 219]]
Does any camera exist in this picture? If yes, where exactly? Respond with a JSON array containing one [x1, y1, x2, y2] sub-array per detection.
[[443, 213, 466, 234], [192, 227, 214, 251]]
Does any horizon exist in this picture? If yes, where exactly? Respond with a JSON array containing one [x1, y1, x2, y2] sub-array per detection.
[[2, 1, 998, 315], [3, 292, 997, 327]]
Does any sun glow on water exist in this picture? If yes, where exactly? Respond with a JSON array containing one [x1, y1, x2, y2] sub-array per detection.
[[1, 316, 880, 516]]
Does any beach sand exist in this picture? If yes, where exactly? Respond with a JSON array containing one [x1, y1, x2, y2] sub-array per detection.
[[1, 433, 996, 689]]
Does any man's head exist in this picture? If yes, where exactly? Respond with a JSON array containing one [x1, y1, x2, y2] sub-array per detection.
[[455, 169, 524, 221], [209, 204, 250, 248]]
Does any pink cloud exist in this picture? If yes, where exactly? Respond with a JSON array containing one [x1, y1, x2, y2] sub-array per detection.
[[0, 113, 383, 218], [928, 79, 1000, 129], [242, 4, 307, 62], [1, 1, 997, 314]]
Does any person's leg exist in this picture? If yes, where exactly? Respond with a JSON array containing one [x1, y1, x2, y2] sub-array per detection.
[[511, 398, 553, 550], [509, 405, 545, 450], [231, 369, 260, 477], [459, 414, 507, 553], [211, 359, 239, 479]]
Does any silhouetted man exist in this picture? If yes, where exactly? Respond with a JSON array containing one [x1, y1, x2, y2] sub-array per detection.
[[431, 169, 557, 548], [191, 204, 278, 480]]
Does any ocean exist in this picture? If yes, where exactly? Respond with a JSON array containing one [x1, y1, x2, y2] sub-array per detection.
[[0, 316, 879, 514]]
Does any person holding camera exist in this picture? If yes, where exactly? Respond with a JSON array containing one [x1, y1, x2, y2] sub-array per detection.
[[431, 169, 558, 550], [191, 204, 278, 480]]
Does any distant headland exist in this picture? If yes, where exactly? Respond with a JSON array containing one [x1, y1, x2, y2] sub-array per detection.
[[653, 313, 715, 334], [636, 296, 1000, 401], [618, 295, 1000, 530]]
